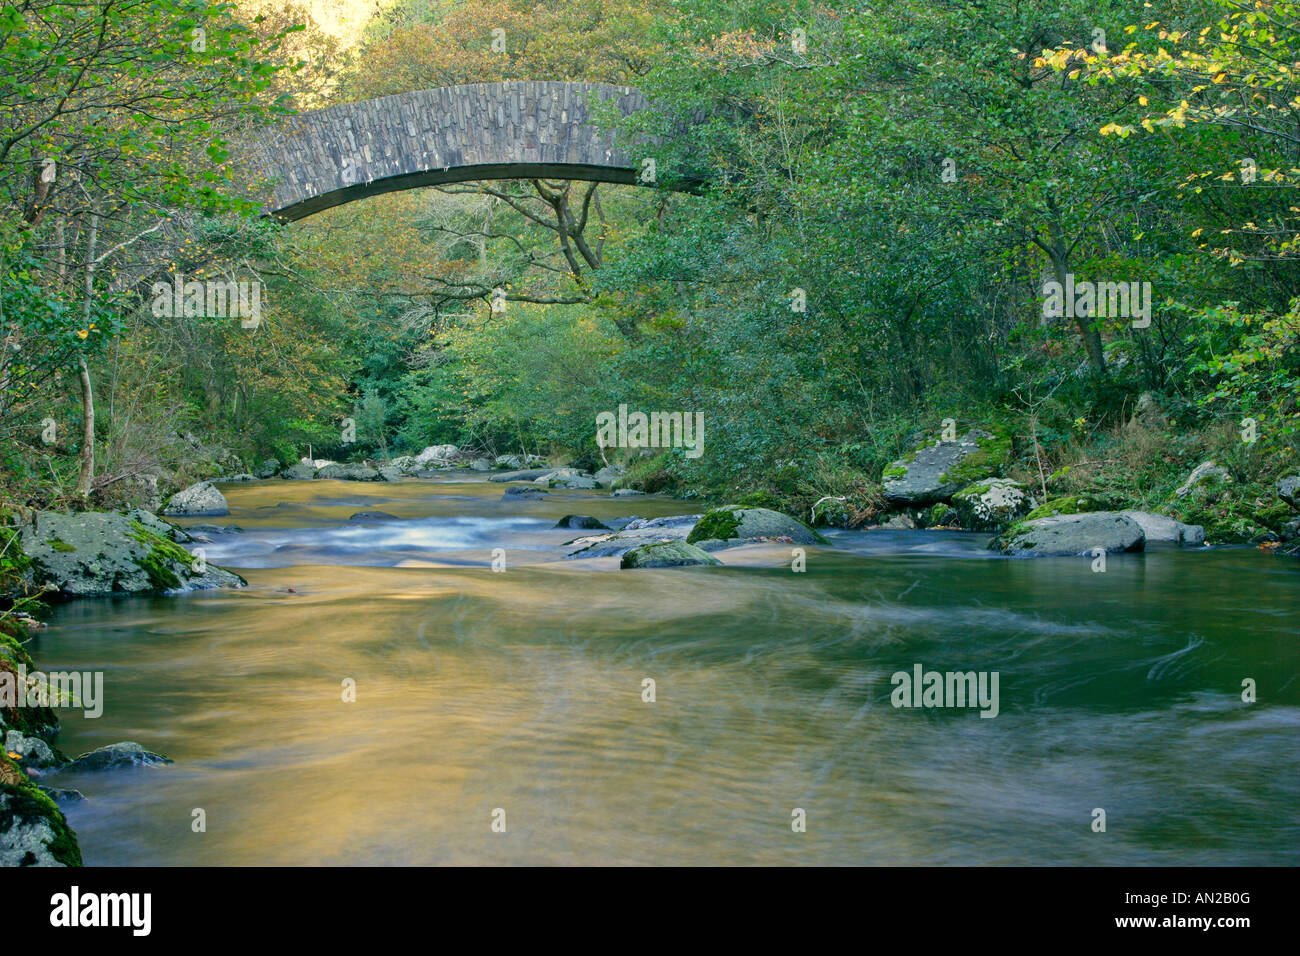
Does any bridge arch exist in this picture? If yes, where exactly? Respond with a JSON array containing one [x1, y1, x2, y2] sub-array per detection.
[[253, 81, 667, 222]]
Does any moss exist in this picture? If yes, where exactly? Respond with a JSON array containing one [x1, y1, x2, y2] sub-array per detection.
[[735, 491, 783, 510], [941, 428, 1014, 486], [1024, 495, 1103, 521], [882, 465, 908, 479], [953, 482, 993, 500], [0, 753, 82, 866], [128, 520, 191, 591], [48, 538, 76, 553], [686, 506, 742, 544]]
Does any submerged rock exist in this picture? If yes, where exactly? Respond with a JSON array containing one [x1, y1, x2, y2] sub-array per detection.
[[554, 515, 610, 530], [349, 511, 398, 522], [993, 512, 1146, 556], [18, 510, 245, 598], [503, 486, 547, 499], [620, 541, 721, 569], [64, 742, 172, 772], [685, 506, 825, 546], [1119, 510, 1205, 546], [161, 481, 229, 517]]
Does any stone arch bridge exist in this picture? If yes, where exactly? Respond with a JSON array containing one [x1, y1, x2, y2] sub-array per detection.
[[252, 81, 672, 222]]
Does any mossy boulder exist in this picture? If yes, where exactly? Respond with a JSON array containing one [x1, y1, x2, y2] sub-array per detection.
[[620, 541, 721, 569], [17, 511, 245, 598], [685, 506, 826, 546], [0, 622, 59, 740], [0, 752, 82, 866], [64, 741, 172, 772], [883, 426, 1012, 506], [951, 478, 1032, 531]]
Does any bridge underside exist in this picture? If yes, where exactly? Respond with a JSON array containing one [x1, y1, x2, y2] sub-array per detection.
[[271, 162, 640, 222], [253, 81, 662, 223]]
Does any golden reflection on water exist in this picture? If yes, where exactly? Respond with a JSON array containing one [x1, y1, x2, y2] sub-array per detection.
[[31, 478, 1300, 865]]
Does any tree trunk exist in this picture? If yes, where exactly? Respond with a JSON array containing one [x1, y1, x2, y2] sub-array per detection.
[[75, 357, 94, 498], [1050, 250, 1105, 375], [75, 211, 99, 499]]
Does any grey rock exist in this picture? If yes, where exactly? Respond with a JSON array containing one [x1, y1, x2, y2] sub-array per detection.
[[611, 489, 644, 497], [685, 506, 824, 545], [951, 478, 1031, 532], [1175, 461, 1231, 497], [316, 463, 382, 481], [620, 541, 721, 569], [222, 473, 257, 482], [883, 428, 1006, 506], [1120, 510, 1206, 546], [255, 459, 281, 479], [594, 464, 626, 488], [0, 789, 74, 866], [554, 515, 610, 530], [995, 512, 1146, 556], [161, 481, 229, 517], [490, 469, 555, 483], [503, 486, 547, 499], [535, 468, 597, 489], [1277, 475, 1300, 510], [65, 741, 172, 772], [4, 730, 59, 769], [468, 458, 494, 472], [877, 513, 917, 530], [188, 523, 242, 535], [1130, 391, 1167, 430], [281, 462, 318, 480], [18, 510, 245, 598]]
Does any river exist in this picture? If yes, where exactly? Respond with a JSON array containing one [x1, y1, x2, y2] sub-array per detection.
[[28, 476, 1300, 865]]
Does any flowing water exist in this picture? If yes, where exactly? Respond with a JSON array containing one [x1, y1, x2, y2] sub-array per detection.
[[27, 477, 1300, 865]]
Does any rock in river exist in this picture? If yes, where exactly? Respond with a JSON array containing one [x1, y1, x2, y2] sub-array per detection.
[[17, 510, 245, 597], [64, 742, 172, 772], [993, 512, 1146, 556], [620, 541, 721, 569], [161, 480, 229, 517], [685, 506, 825, 546], [554, 515, 610, 530], [1119, 510, 1205, 546]]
